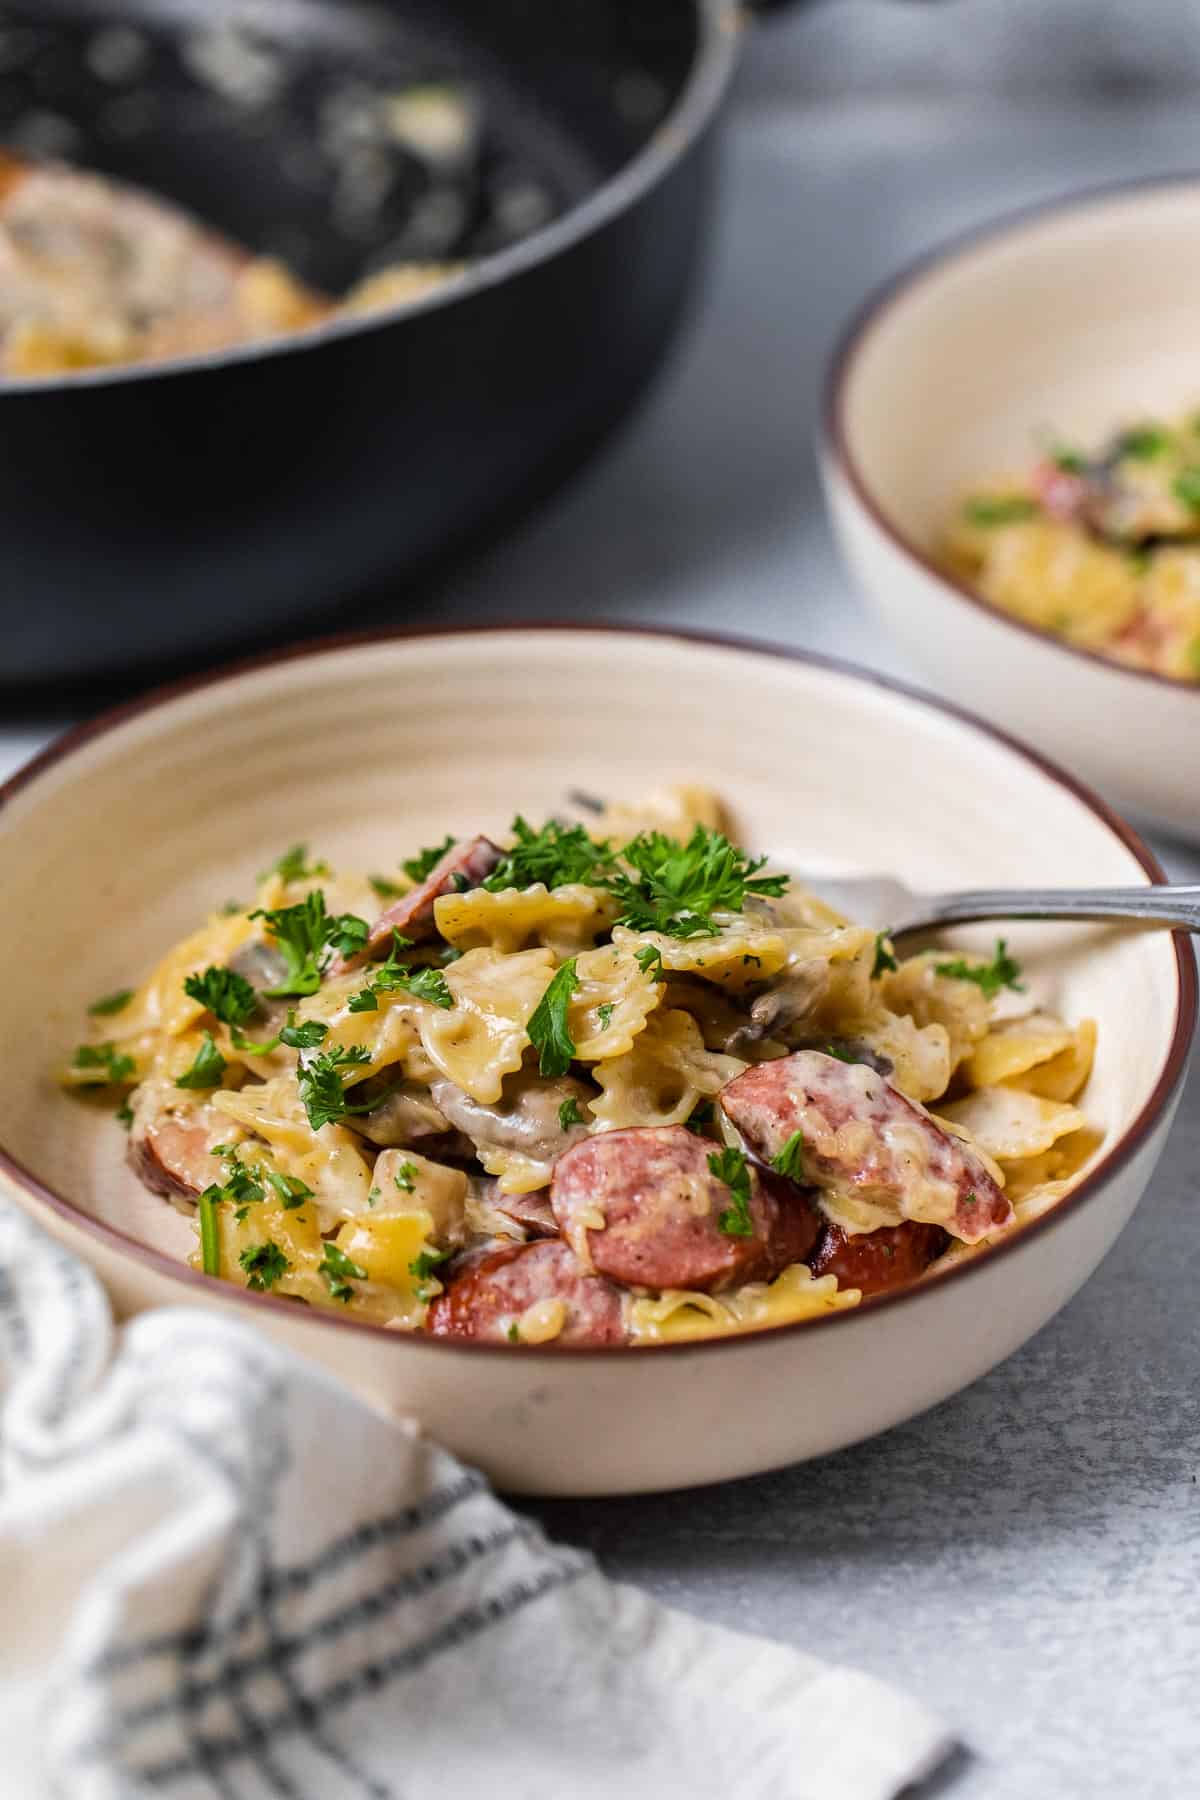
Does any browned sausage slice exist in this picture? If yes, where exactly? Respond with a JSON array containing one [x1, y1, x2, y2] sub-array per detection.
[[808, 1220, 947, 1298], [550, 1125, 811, 1293], [720, 1050, 1011, 1243], [492, 1192, 560, 1240], [425, 1240, 626, 1345], [338, 835, 502, 970], [128, 1111, 220, 1210]]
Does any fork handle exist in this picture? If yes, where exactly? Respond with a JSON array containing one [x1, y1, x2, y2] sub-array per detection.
[[920, 886, 1200, 932]]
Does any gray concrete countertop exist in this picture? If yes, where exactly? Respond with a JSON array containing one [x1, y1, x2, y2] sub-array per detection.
[[4, 33, 1200, 1796]]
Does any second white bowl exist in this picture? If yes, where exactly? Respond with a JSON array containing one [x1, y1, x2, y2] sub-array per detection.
[[821, 178, 1200, 843]]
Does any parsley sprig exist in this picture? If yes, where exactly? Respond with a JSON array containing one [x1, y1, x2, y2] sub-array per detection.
[[402, 835, 458, 883], [321, 1241, 368, 1302], [707, 1145, 755, 1238], [296, 1045, 375, 1131], [871, 932, 898, 979], [88, 988, 134, 1017], [184, 966, 258, 1026], [527, 959, 580, 1077], [603, 826, 788, 941], [176, 1032, 227, 1091], [72, 1042, 136, 1086], [239, 1241, 290, 1292], [483, 817, 618, 892], [250, 891, 369, 997], [935, 938, 1025, 1000], [258, 844, 330, 884], [348, 931, 454, 1012], [770, 1131, 806, 1184]]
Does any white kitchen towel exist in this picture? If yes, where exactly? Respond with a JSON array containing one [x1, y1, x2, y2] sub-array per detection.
[[0, 1201, 952, 1800]]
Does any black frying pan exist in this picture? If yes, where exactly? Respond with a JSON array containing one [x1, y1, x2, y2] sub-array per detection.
[[0, 0, 903, 683]]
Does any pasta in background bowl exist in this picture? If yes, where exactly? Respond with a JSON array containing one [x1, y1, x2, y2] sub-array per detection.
[[0, 627, 1191, 1493], [822, 177, 1200, 843]]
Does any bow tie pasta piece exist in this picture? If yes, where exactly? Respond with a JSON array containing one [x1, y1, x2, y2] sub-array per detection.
[[213, 1073, 376, 1223], [962, 1013, 1080, 1091], [589, 1008, 747, 1133], [850, 1007, 952, 1105], [610, 921, 789, 993], [296, 974, 431, 1079], [419, 946, 556, 1104], [433, 883, 619, 956], [938, 1086, 1087, 1164], [879, 952, 991, 1072], [629, 1265, 858, 1344], [567, 943, 665, 1060], [1006, 1018, 1097, 1104]]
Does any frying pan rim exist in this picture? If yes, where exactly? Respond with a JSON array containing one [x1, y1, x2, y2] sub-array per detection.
[[0, 0, 740, 393]]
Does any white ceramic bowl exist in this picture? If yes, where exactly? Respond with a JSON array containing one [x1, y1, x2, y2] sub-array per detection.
[[821, 178, 1200, 843], [0, 626, 1192, 1494]]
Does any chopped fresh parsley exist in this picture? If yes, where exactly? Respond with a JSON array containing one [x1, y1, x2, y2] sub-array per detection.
[[1119, 424, 1169, 462], [239, 1240, 290, 1292], [527, 958, 580, 1077], [684, 1100, 714, 1136], [351, 931, 454, 1013], [603, 825, 788, 941], [409, 1247, 450, 1283], [175, 1031, 227, 1091], [258, 844, 330, 885], [281, 1017, 328, 1050], [72, 1042, 136, 1086], [393, 1161, 418, 1193], [1050, 446, 1086, 475], [483, 817, 617, 892], [1188, 636, 1200, 678], [507, 1321, 521, 1343], [770, 1131, 806, 1184], [320, 1241, 368, 1302], [708, 1145, 754, 1238], [961, 1190, 978, 1213], [296, 1045, 374, 1131], [597, 1002, 614, 1031], [402, 834, 457, 883], [634, 944, 665, 980], [823, 1041, 859, 1064], [935, 938, 1025, 1000], [265, 1170, 313, 1210], [963, 495, 1037, 527], [197, 1186, 222, 1276], [231, 1011, 328, 1057], [115, 1099, 134, 1129], [88, 988, 134, 1017], [871, 932, 898, 979], [250, 892, 369, 997], [558, 1096, 585, 1131], [369, 874, 404, 899], [1174, 467, 1200, 514], [183, 965, 258, 1026]]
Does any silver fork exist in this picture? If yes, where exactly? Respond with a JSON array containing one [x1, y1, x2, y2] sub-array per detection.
[[790, 873, 1200, 940]]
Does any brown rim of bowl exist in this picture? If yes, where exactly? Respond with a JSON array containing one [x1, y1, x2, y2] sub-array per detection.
[[822, 171, 1200, 700], [0, 621, 1193, 1358]]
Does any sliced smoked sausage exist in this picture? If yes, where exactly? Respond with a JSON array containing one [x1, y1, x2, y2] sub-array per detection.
[[720, 1050, 1010, 1243], [340, 835, 502, 969], [808, 1220, 947, 1298], [550, 1125, 816, 1293], [425, 1240, 626, 1345]]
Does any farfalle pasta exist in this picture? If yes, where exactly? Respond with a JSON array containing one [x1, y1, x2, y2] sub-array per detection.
[[59, 790, 1101, 1346]]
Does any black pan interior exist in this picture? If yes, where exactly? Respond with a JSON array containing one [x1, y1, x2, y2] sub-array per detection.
[[0, 0, 701, 292]]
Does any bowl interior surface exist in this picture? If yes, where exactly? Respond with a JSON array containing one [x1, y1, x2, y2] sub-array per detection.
[[0, 629, 1182, 1315], [838, 183, 1200, 557]]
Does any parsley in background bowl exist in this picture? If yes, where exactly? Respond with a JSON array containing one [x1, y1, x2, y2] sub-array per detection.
[[822, 176, 1200, 844], [0, 625, 1191, 1494]]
